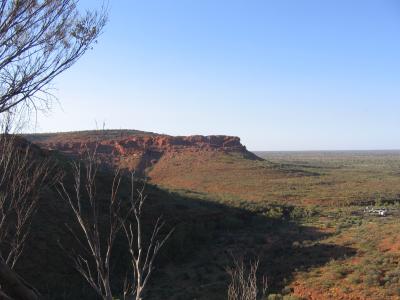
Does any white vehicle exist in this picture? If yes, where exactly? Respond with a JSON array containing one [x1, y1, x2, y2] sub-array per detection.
[[363, 207, 387, 216]]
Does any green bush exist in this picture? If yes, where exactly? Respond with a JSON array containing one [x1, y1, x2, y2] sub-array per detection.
[[264, 207, 284, 219], [348, 273, 362, 284], [289, 206, 319, 221], [364, 271, 381, 286]]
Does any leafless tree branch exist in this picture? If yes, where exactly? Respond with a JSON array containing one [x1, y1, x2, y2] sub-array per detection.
[[122, 175, 174, 300], [227, 257, 268, 300], [0, 116, 52, 299], [58, 147, 174, 300]]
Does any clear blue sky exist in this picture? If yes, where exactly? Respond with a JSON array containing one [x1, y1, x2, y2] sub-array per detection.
[[34, 0, 400, 151]]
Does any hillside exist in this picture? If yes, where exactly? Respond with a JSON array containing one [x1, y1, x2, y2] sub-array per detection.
[[25, 131, 400, 207], [25, 130, 324, 205], [16, 131, 400, 299], [24, 130, 261, 173], [12, 134, 320, 299]]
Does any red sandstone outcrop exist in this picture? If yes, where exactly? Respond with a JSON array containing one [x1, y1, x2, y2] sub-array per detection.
[[34, 134, 248, 155], [26, 131, 260, 173]]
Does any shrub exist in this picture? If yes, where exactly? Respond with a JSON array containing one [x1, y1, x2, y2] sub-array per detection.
[[348, 273, 362, 284], [364, 271, 381, 287], [264, 207, 284, 220]]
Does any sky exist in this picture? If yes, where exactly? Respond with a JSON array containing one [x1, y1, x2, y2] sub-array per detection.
[[33, 0, 400, 151]]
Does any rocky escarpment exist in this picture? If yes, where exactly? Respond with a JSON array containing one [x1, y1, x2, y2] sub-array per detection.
[[42, 135, 247, 154], [25, 131, 260, 173]]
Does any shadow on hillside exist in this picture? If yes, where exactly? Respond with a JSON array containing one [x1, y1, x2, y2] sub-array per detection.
[[135, 149, 164, 175], [145, 188, 356, 300], [17, 169, 356, 300]]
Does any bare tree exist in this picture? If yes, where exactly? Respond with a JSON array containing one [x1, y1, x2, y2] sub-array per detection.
[[0, 120, 51, 299], [227, 258, 268, 300], [57, 147, 118, 300], [122, 178, 174, 300], [57, 148, 173, 300], [0, 0, 107, 115]]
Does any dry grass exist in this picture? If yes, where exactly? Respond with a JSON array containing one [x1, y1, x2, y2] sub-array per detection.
[[289, 210, 400, 300], [150, 150, 400, 299], [150, 150, 400, 207]]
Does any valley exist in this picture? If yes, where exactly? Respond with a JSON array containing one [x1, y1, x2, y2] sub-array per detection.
[[21, 130, 400, 300]]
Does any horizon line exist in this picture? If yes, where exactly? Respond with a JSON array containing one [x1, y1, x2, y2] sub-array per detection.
[[251, 149, 400, 152]]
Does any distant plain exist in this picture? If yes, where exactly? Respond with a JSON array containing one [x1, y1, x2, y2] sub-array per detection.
[[150, 149, 400, 299]]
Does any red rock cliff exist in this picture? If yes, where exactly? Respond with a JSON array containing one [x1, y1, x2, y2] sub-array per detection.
[[26, 131, 259, 172], [35, 135, 246, 155]]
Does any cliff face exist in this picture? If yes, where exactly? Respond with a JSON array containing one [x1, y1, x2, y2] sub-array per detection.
[[26, 131, 258, 173], [43, 135, 246, 154]]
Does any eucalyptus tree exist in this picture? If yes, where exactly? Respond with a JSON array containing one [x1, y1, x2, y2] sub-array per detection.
[[0, 1, 107, 298]]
